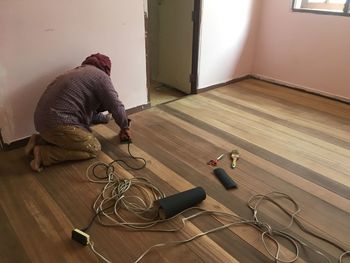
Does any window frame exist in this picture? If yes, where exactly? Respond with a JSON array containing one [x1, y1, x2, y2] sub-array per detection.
[[292, 0, 350, 16]]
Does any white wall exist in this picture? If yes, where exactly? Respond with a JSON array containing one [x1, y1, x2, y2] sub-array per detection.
[[253, 0, 350, 100], [0, 0, 148, 143], [197, 0, 261, 89]]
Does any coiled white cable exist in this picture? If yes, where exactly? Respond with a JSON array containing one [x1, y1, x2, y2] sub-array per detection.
[[84, 162, 349, 263]]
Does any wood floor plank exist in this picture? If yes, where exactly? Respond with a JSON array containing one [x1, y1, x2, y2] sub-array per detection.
[[159, 104, 350, 200], [140, 106, 350, 244], [33, 141, 241, 263], [0, 150, 97, 263], [208, 85, 350, 139], [94, 124, 302, 263], [0, 204, 31, 262], [124, 112, 349, 258], [1, 79, 349, 263], [204, 92, 350, 149], [194, 94, 350, 161], [168, 96, 350, 177], [241, 79, 350, 120], [144, 107, 350, 214]]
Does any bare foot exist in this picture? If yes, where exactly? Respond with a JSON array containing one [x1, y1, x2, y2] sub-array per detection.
[[25, 134, 38, 157], [30, 146, 43, 172]]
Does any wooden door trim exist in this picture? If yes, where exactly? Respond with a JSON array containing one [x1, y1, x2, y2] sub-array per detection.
[[190, 0, 201, 94], [144, 10, 151, 104]]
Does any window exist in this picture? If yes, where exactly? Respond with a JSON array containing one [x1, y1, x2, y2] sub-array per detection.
[[293, 0, 350, 15]]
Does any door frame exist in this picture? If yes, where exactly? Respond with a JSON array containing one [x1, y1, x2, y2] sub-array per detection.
[[145, 0, 202, 102], [190, 0, 201, 94]]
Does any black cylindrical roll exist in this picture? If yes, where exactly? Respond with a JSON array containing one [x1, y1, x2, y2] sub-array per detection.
[[213, 168, 237, 189], [155, 187, 206, 219]]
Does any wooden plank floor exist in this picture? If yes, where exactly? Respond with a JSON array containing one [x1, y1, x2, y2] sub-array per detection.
[[0, 79, 349, 263]]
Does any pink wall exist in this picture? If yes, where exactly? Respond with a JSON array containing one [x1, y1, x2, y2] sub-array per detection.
[[0, 0, 148, 143], [253, 0, 350, 101], [198, 0, 261, 89], [1, 0, 349, 143]]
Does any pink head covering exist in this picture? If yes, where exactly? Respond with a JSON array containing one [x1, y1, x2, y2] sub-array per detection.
[[82, 53, 112, 76]]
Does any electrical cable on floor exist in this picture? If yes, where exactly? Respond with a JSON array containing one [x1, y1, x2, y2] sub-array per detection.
[[134, 192, 350, 263], [108, 142, 146, 171], [76, 142, 349, 263], [85, 160, 206, 231], [89, 241, 112, 263], [78, 141, 208, 261]]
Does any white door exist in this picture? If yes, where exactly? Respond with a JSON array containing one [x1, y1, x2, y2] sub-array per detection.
[[156, 0, 194, 94]]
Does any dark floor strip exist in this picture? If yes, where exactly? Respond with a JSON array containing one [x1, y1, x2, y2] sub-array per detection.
[[158, 105, 350, 200], [96, 131, 274, 263], [0, 205, 31, 263], [129, 119, 338, 262]]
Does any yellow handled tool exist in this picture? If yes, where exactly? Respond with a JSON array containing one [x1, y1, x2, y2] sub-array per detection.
[[230, 150, 240, 168]]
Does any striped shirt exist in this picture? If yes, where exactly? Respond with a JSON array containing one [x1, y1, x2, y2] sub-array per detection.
[[34, 65, 128, 132]]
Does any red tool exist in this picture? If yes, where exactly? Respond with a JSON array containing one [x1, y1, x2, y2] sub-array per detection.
[[207, 154, 224, 167]]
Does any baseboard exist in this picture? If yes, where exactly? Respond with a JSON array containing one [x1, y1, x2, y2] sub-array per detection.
[[196, 75, 250, 94], [251, 74, 350, 105], [1, 136, 29, 152], [126, 103, 151, 115]]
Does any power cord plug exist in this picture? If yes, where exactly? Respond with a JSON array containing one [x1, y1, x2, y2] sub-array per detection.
[[71, 229, 90, 246]]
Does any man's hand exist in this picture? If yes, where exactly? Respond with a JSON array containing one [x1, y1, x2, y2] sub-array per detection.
[[119, 128, 131, 142]]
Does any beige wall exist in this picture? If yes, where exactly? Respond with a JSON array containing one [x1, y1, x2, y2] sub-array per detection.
[[0, 0, 148, 143], [197, 0, 261, 89], [253, 0, 350, 100]]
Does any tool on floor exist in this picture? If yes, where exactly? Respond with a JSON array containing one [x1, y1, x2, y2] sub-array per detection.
[[207, 153, 225, 167], [120, 137, 132, 144], [120, 118, 132, 144], [213, 168, 237, 189], [230, 149, 240, 168]]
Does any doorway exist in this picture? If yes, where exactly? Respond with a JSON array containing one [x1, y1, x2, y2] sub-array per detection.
[[146, 0, 201, 106]]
